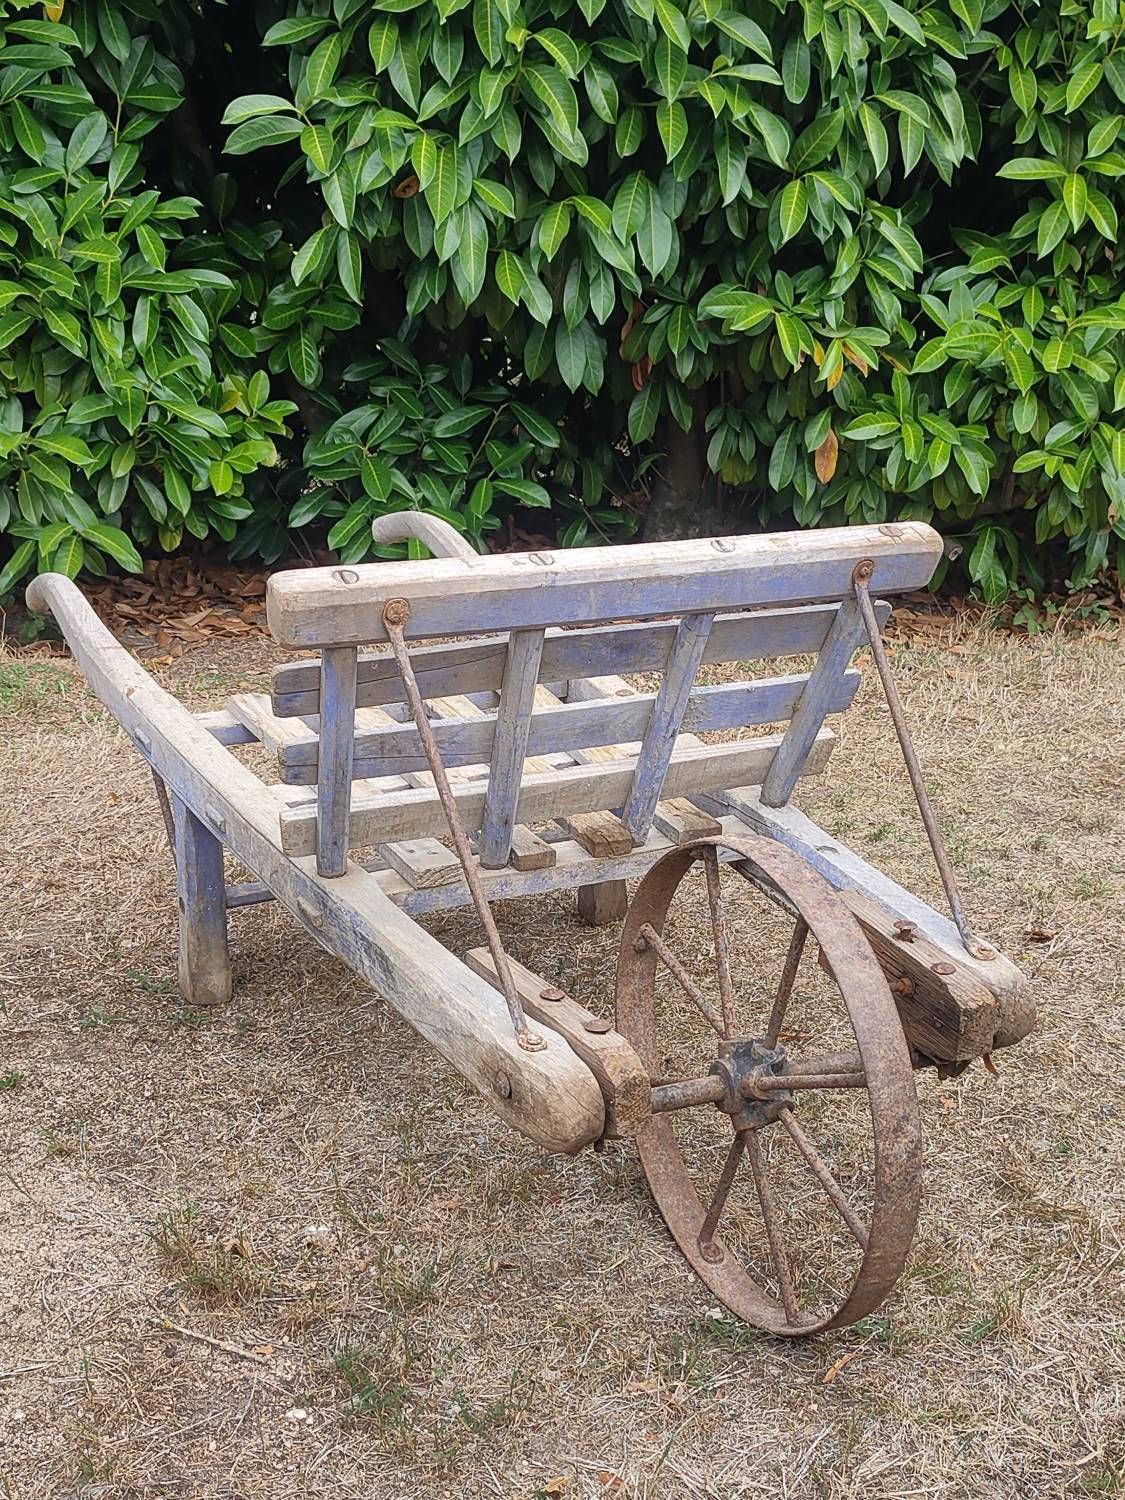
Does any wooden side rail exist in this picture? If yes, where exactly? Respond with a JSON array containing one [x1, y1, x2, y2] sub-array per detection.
[[265, 669, 863, 784], [270, 601, 891, 718], [265, 523, 942, 646], [24, 573, 606, 1157]]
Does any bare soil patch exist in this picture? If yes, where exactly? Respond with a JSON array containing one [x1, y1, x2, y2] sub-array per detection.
[[1, 617, 1123, 1499]]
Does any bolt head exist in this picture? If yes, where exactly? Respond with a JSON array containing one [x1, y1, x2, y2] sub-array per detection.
[[539, 986, 566, 1002], [493, 1070, 512, 1098], [583, 1016, 612, 1034]]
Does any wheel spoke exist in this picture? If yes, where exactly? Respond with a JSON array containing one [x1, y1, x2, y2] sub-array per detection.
[[639, 923, 725, 1037], [696, 1130, 747, 1260], [766, 917, 809, 1045], [779, 1107, 869, 1250], [745, 1131, 800, 1324], [703, 847, 737, 1036]]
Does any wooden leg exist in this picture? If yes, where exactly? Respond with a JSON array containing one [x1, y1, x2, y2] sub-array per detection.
[[171, 792, 232, 1006], [577, 879, 629, 927]]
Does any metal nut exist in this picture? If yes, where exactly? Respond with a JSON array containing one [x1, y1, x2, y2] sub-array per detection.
[[893, 920, 917, 943]]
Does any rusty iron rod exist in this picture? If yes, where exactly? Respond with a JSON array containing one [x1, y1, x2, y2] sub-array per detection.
[[703, 847, 738, 1037], [779, 1107, 869, 1249], [151, 771, 177, 859], [651, 1074, 727, 1112], [382, 599, 545, 1052], [746, 1131, 800, 1324], [697, 1131, 748, 1261], [852, 562, 995, 962], [765, 917, 808, 1046], [754, 1071, 867, 1091], [637, 923, 726, 1037]]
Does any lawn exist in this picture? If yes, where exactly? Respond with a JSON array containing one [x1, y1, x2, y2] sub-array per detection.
[[1, 613, 1122, 1498]]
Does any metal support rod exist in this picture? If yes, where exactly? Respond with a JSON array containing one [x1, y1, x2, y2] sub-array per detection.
[[382, 598, 546, 1052], [852, 561, 996, 962], [151, 770, 177, 860], [637, 923, 727, 1037]]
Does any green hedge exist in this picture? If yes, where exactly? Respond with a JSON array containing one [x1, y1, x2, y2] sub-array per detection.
[[1, 0, 1124, 604]]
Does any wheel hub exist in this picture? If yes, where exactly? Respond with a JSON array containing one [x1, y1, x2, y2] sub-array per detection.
[[709, 1037, 794, 1127]]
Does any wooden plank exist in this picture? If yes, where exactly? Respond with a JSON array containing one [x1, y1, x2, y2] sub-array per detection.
[[760, 599, 866, 808], [508, 825, 556, 871], [227, 693, 314, 754], [479, 628, 547, 867], [622, 612, 714, 841], [652, 797, 721, 843], [560, 809, 634, 858], [171, 791, 231, 1007], [465, 949, 651, 1139], [275, 670, 858, 783], [379, 838, 461, 889], [271, 602, 892, 718], [265, 523, 942, 646], [716, 787, 1032, 1053], [316, 646, 357, 877], [277, 730, 837, 856], [576, 881, 629, 926], [27, 573, 605, 1159]]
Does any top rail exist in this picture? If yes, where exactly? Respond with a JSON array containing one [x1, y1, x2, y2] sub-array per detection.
[[266, 523, 942, 647]]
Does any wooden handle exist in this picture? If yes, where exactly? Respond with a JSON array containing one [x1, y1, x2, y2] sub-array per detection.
[[370, 512, 477, 560]]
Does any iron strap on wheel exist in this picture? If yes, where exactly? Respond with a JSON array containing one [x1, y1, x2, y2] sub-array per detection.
[[851, 560, 996, 963], [381, 597, 547, 1053]]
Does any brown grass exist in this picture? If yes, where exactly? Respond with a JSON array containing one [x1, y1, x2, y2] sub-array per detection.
[[1, 615, 1123, 1498]]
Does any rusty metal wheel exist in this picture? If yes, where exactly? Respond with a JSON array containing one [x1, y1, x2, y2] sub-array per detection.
[[616, 834, 921, 1335]]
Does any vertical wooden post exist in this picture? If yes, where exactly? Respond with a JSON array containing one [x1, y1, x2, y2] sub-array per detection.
[[621, 612, 714, 843], [760, 600, 865, 808], [317, 646, 358, 876], [577, 880, 629, 927], [479, 628, 546, 868], [171, 792, 232, 1006]]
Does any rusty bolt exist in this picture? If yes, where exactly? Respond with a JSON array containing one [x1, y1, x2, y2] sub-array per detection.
[[931, 961, 956, 975], [382, 597, 411, 629], [492, 1070, 512, 1099], [852, 557, 875, 584], [893, 919, 917, 943], [889, 976, 915, 997], [583, 1016, 612, 1034], [539, 985, 566, 1002]]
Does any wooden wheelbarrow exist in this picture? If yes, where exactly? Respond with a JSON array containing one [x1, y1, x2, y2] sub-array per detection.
[[29, 516, 1033, 1335]]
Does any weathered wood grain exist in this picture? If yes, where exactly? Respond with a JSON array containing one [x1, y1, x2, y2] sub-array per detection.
[[465, 949, 651, 1139], [270, 602, 891, 718], [266, 524, 941, 646], [479, 628, 546, 867], [576, 881, 629, 926], [277, 732, 838, 856], [171, 790, 232, 1007], [316, 646, 357, 876], [26, 573, 606, 1157]]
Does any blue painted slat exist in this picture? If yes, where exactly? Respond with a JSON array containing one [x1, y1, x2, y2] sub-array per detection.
[[316, 646, 357, 876], [171, 791, 231, 1006], [621, 613, 714, 842], [478, 629, 546, 867], [270, 602, 890, 718], [760, 599, 867, 808], [266, 524, 942, 647], [275, 669, 863, 783]]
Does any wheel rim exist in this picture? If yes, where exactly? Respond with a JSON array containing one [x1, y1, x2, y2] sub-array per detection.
[[616, 834, 922, 1336]]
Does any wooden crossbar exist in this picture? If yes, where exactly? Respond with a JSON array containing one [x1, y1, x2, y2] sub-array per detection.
[[270, 670, 861, 784], [277, 730, 837, 856], [270, 602, 892, 717], [265, 524, 940, 646]]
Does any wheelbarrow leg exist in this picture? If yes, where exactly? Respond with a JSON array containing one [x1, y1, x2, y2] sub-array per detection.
[[577, 879, 628, 927], [171, 792, 232, 1006]]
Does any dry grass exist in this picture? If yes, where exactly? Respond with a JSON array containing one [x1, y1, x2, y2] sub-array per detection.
[[1, 614, 1124, 1499]]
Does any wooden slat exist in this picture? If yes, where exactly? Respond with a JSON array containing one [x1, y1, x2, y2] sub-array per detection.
[[380, 838, 462, 889], [464, 950, 651, 1139], [428, 692, 558, 871], [621, 611, 714, 842], [277, 730, 837, 856], [171, 791, 231, 1006], [265, 524, 941, 646], [315, 647, 357, 877], [274, 670, 860, 783], [479, 628, 546, 868], [652, 797, 721, 843], [27, 573, 605, 1159], [228, 693, 315, 754], [760, 598, 867, 808], [195, 709, 258, 746], [271, 602, 891, 718]]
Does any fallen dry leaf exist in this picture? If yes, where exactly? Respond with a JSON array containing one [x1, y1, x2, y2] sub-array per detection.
[[814, 427, 838, 483], [822, 1349, 862, 1384], [1024, 925, 1057, 943]]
